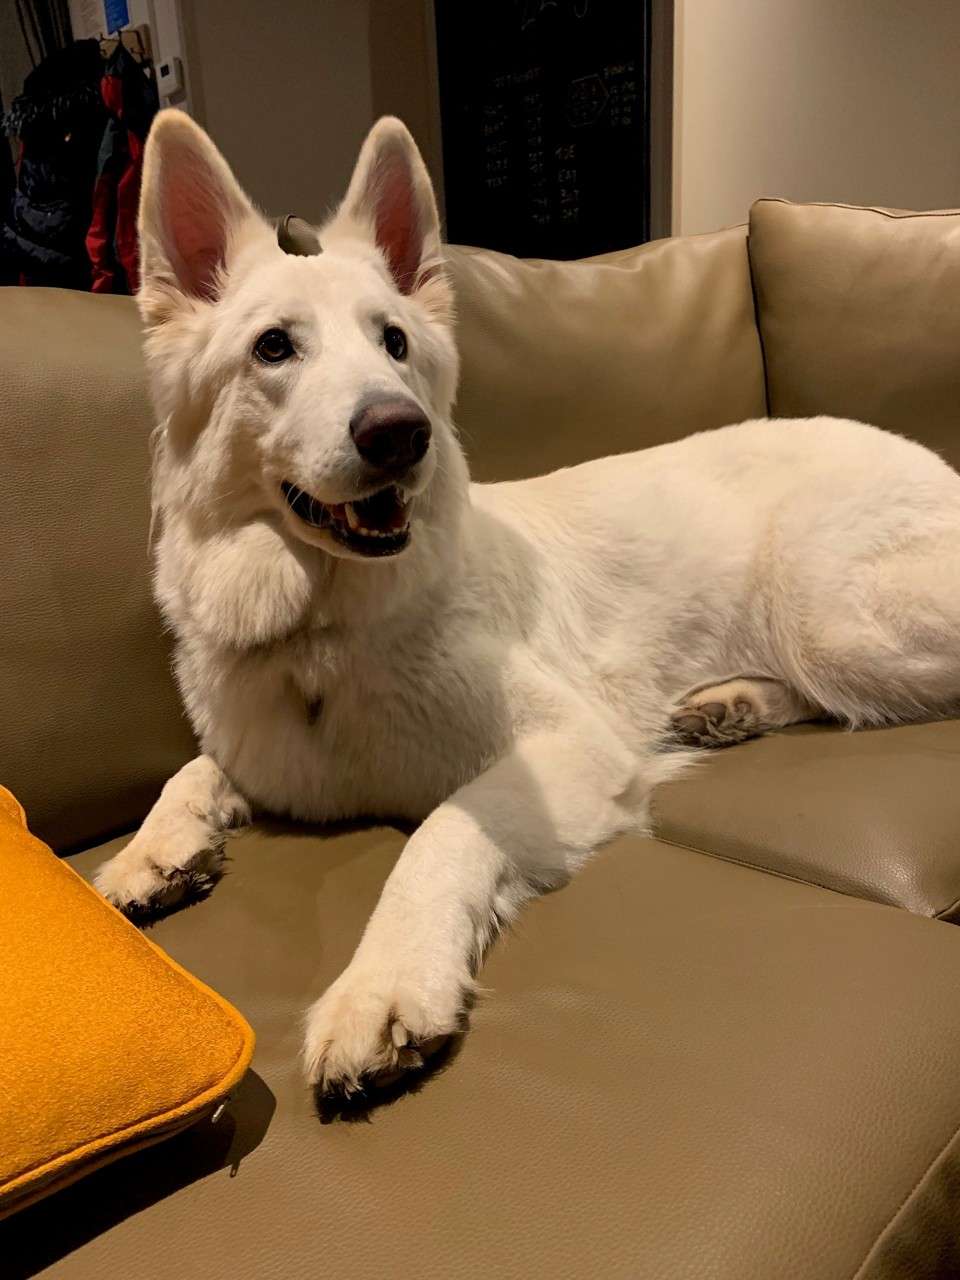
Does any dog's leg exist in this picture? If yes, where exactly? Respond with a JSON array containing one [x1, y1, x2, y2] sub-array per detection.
[[304, 724, 663, 1096], [670, 675, 818, 747], [94, 755, 250, 915]]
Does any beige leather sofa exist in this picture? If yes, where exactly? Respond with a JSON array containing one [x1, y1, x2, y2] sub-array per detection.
[[4, 199, 960, 1279]]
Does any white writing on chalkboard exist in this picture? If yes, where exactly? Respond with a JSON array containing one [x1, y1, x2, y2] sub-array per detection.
[[478, 59, 639, 229], [519, 0, 593, 31], [436, 0, 650, 258]]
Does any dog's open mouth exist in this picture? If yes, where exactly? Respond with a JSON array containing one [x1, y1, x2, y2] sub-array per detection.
[[281, 481, 411, 556]]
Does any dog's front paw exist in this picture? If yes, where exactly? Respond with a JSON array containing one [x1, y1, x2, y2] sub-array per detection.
[[303, 963, 468, 1097], [93, 820, 226, 919]]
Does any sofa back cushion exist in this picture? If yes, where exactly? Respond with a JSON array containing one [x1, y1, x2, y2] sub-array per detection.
[[749, 199, 960, 465], [447, 227, 767, 482], [0, 288, 195, 851]]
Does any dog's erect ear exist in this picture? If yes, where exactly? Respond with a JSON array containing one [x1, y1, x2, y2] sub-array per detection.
[[138, 108, 273, 325], [326, 117, 446, 307]]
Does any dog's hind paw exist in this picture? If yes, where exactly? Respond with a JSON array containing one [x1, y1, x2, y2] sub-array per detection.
[[670, 679, 767, 747], [670, 675, 816, 747]]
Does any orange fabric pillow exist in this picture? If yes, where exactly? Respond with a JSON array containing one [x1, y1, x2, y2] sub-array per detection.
[[0, 785, 254, 1218]]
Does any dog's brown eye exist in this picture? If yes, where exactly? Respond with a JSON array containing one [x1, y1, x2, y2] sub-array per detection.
[[384, 324, 407, 362], [254, 328, 295, 363]]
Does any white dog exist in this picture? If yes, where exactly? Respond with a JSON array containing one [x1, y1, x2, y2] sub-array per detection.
[[96, 109, 960, 1096]]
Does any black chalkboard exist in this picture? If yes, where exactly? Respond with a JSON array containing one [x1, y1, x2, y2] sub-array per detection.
[[435, 0, 651, 260]]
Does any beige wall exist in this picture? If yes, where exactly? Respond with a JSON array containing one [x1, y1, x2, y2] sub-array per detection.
[[182, 0, 441, 224], [674, 0, 960, 235]]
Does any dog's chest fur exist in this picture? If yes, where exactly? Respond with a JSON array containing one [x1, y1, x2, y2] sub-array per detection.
[[177, 617, 509, 824]]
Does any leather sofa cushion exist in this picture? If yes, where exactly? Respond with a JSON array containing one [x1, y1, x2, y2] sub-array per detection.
[[749, 199, 960, 466], [11, 825, 960, 1279], [447, 228, 767, 482], [656, 720, 960, 920], [0, 287, 196, 852], [0, 786, 253, 1220]]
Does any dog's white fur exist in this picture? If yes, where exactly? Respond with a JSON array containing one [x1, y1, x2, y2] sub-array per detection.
[[96, 109, 960, 1094]]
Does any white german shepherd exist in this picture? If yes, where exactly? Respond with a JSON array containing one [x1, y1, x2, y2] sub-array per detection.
[[96, 109, 960, 1096]]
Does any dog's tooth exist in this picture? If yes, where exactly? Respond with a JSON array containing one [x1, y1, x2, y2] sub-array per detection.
[[344, 502, 361, 531]]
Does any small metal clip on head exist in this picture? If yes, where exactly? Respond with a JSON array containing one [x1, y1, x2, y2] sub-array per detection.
[[276, 214, 322, 257]]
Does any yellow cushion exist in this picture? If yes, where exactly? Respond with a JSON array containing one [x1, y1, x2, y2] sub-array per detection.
[[0, 785, 254, 1218]]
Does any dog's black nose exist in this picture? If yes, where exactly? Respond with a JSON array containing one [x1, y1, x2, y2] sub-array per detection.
[[349, 398, 431, 472]]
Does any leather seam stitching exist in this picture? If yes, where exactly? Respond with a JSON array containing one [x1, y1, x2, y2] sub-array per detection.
[[651, 831, 878, 905], [754, 196, 960, 221], [744, 228, 773, 414], [659, 827, 953, 921], [849, 1121, 960, 1278]]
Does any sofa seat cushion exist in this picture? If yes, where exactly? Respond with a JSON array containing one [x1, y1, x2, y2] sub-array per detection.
[[10, 823, 960, 1278], [0, 787, 254, 1220], [748, 199, 960, 467], [446, 229, 766, 483], [656, 719, 960, 919]]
